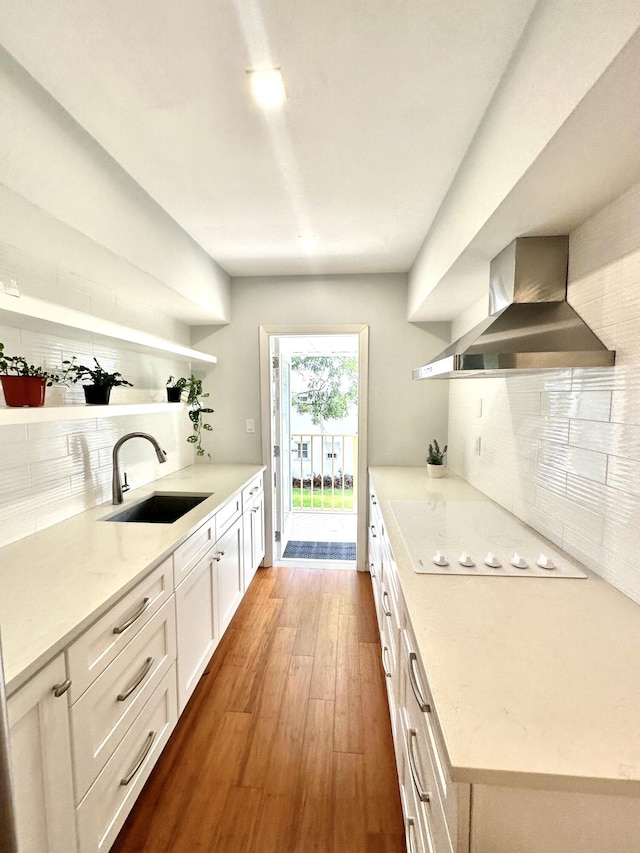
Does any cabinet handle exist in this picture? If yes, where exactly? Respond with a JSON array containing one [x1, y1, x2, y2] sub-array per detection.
[[405, 817, 418, 853], [52, 679, 72, 698], [113, 597, 151, 634], [371, 525, 377, 538], [213, 549, 225, 562], [382, 646, 392, 678], [409, 652, 431, 713], [369, 563, 376, 578], [408, 728, 431, 803], [120, 730, 156, 786], [251, 507, 260, 513], [117, 656, 155, 702], [382, 590, 392, 617]]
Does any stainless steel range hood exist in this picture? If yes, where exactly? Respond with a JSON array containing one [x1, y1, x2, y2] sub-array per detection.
[[413, 236, 615, 379]]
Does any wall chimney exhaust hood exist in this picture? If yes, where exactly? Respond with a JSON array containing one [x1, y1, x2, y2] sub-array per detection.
[[413, 236, 615, 379]]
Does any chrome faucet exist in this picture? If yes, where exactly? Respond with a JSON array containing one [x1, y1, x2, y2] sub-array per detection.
[[112, 432, 167, 504]]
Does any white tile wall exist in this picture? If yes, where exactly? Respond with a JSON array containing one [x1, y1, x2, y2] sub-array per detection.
[[448, 180, 640, 604], [0, 245, 210, 549]]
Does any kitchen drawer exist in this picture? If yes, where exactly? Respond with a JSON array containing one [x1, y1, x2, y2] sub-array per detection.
[[67, 558, 173, 702], [402, 628, 470, 853], [400, 707, 453, 853], [242, 473, 264, 510], [76, 666, 178, 853], [215, 492, 242, 540], [71, 598, 176, 800], [173, 516, 215, 587]]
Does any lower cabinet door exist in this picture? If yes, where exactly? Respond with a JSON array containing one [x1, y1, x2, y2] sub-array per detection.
[[175, 551, 218, 713], [8, 655, 78, 853], [216, 518, 243, 636], [76, 666, 178, 853]]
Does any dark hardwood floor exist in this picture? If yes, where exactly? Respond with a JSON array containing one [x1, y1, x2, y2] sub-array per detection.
[[111, 566, 405, 852]]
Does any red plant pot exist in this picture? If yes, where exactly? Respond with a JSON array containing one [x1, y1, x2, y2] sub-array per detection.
[[1, 375, 47, 407]]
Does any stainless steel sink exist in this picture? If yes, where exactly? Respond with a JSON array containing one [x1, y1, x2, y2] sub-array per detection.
[[103, 493, 212, 524]]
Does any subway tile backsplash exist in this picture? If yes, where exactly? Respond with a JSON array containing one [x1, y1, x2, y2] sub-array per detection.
[[0, 245, 204, 549], [448, 180, 640, 605]]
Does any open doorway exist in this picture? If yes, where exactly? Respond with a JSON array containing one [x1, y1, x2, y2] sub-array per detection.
[[259, 325, 369, 571]]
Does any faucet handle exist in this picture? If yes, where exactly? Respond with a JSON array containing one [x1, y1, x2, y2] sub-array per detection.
[[122, 472, 130, 493]]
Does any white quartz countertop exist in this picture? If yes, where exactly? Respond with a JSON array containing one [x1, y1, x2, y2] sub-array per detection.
[[369, 466, 640, 796], [0, 463, 264, 694]]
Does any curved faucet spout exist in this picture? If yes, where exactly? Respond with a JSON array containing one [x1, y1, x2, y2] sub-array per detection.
[[112, 432, 167, 504]]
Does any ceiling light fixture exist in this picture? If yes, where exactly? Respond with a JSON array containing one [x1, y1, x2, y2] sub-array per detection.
[[247, 68, 286, 109], [298, 234, 318, 249]]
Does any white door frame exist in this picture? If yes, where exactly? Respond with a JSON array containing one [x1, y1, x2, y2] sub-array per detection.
[[259, 324, 369, 571]]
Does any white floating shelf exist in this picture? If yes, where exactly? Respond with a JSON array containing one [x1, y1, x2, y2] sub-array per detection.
[[0, 402, 185, 426], [0, 293, 217, 364]]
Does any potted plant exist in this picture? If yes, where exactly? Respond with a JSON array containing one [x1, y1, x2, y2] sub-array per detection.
[[426, 438, 447, 478], [63, 357, 133, 405], [171, 375, 214, 458], [0, 342, 63, 407], [166, 375, 184, 403]]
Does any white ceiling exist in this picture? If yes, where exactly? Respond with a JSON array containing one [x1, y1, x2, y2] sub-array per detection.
[[0, 0, 539, 279]]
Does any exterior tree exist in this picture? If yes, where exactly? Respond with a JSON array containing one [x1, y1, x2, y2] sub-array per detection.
[[291, 355, 358, 431]]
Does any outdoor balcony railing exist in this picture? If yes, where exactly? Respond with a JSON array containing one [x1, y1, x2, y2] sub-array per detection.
[[290, 433, 358, 512]]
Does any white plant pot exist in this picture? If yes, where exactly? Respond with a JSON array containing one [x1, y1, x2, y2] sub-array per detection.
[[427, 463, 445, 478]]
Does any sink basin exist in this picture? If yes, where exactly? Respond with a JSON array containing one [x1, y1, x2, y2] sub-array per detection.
[[103, 493, 212, 524]]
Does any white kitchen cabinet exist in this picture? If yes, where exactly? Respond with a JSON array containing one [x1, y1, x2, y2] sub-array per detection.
[[216, 517, 244, 636], [76, 667, 178, 853], [7, 654, 77, 853], [369, 475, 640, 853], [70, 598, 177, 800], [175, 547, 219, 713], [242, 474, 265, 590]]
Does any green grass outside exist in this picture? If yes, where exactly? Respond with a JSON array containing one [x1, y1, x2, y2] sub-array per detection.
[[292, 487, 355, 510]]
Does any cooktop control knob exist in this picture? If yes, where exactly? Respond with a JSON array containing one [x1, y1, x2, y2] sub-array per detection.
[[458, 552, 475, 568], [433, 550, 449, 567], [537, 553, 556, 570], [484, 552, 502, 568], [510, 552, 528, 569]]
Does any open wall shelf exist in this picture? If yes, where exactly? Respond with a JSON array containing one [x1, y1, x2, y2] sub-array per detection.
[[0, 401, 186, 426], [0, 293, 217, 364]]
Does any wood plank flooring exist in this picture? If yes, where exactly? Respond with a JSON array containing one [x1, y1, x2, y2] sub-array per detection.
[[111, 566, 405, 853]]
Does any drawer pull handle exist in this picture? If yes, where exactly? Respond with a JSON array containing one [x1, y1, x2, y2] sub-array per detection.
[[408, 728, 431, 803], [409, 652, 431, 713], [113, 597, 151, 634], [117, 657, 155, 702], [52, 679, 72, 698], [382, 646, 392, 678], [405, 817, 418, 853], [369, 563, 376, 578], [120, 730, 156, 786], [371, 525, 377, 538], [382, 590, 392, 617]]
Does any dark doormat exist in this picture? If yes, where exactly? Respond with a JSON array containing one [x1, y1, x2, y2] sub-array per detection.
[[282, 540, 357, 561]]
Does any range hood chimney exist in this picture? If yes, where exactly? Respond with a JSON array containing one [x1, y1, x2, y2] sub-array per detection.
[[413, 236, 615, 379]]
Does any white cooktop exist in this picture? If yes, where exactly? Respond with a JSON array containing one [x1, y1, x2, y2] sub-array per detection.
[[389, 500, 587, 578]]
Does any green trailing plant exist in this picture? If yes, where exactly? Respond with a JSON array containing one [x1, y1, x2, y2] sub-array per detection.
[[427, 438, 447, 465], [167, 375, 214, 458], [0, 341, 63, 384], [63, 357, 133, 388]]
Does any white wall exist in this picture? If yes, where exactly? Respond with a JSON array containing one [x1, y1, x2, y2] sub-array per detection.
[[193, 274, 450, 467], [447, 181, 640, 604], [0, 44, 230, 324]]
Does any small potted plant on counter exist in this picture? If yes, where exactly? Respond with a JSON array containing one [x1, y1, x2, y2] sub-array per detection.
[[426, 438, 447, 478], [170, 374, 214, 457], [166, 375, 185, 403], [63, 357, 133, 405], [0, 342, 64, 407]]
